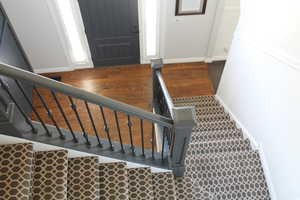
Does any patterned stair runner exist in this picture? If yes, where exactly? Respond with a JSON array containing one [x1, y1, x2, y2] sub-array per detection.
[[127, 167, 153, 200], [68, 156, 99, 200], [173, 95, 271, 200], [0, 95, 271, 200], [32, 150, 68, 200], [99, 162, 129, 200], [0, 143, 33, 200]]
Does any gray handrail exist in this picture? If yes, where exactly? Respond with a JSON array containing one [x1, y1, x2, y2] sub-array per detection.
[[155, 70, 174, 117], [0, 62, 173, 128], [151, 59, 196, 176]]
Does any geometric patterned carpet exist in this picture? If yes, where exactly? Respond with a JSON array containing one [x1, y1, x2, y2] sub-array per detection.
[[173, 95, 271, 200], [0, 95, 271, 200]]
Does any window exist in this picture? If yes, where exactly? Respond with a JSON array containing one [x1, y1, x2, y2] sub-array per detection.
[[145, 0, 159, 57], [176, 0, 207, 16], [55, 0, 88, 63]]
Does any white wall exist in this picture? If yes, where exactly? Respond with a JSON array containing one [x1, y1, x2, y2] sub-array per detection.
[[160, 0, 240, 63], [218, 0, 300, 199], [160, 0, 219, 63], [1, 0, 91, 73]]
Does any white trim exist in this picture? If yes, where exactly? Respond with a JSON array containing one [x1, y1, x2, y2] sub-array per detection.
[[205, 0, 226, 59], [34, 65, 92, 74], [215, 95, 277, 200], [235, 33, 300, 72], [154, 124, 163, 152], [138, 0, 146, 64], [139, 0, 161, 64], [45, 0, 73, 66], [257, 145, 278, 200], [205, 55, 227, 63], [163, 57, 205, 64], [45, 0, 93, 69], [159, 0, 168, 59], [72, 0, 94, 68]]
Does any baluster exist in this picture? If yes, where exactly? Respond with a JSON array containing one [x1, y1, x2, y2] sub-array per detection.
[[127, 115, 135, 155], [34, 87, 65, 139], [15, 80, 50, 135], [170, 127, 175, 158], [140, 119, 145, 157], [161, 127, 166, 161], [51, 91, 78, 142], [113, 111, 125, 153], [68, 96, 91, 145], [85, 101, 102, 147], [152, 123, 155, 160], [0, 79, 37, 133], [99, 106, 113, 150]]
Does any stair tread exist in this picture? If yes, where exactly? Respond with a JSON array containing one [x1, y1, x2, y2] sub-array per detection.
[[127, 167, 153, 200], [32, 150, 68, 200], [68, 156, 99, 200], [0, 143, 34, 200], [185, 150, 262, 168], [187, 138, 252, 155], [194, 121, 237, 132], [174, 101, 220, 108], [99, 162, 129, 200], [152, 172, 177, 200], [197, 113, 231, 123], [191, 129, 244, 142]]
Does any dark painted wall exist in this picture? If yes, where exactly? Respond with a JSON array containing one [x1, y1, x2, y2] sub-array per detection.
[[0, 4, 33, 128], [208, 61, 225, 93]]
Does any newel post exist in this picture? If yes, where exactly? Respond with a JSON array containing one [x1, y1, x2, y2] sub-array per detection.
[[169, 106, 196, 177]]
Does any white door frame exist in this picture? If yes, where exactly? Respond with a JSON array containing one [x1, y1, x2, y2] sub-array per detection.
[[45, 0, 94, 72], [138, 0, 161, 64]]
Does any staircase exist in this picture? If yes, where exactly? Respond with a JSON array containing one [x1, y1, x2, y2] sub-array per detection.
[[173, 96, 271, 200], [0, 95, 271, 200]]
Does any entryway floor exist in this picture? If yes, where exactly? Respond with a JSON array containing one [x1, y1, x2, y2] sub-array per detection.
[[33, 62, 214, 148]]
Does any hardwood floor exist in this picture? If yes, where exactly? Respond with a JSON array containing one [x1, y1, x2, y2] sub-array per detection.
[[32, 63, 214, 149]]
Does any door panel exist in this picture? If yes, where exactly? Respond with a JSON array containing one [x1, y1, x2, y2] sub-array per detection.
[[78, 0, 140, 67]]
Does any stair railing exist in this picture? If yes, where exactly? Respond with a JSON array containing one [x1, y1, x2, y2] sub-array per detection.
[[151, 59, 196, 176], [0, 62, 174, 170]]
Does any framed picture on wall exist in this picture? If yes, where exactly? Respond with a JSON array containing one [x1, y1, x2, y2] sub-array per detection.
[[175, 0, 207, 16]]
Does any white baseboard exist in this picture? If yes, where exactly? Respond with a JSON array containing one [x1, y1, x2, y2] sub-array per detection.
[[162, 56, 226, 64], [34, 65, 93, 74], [205, 56, 227, 63], [257, 144, 278, 200], [163, 57, 205, 64], [215, 95, 277, 200]]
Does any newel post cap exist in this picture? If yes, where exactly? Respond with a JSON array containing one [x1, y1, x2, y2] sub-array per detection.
[[172, 106, 197, 128], [151, 58, 164, 70]]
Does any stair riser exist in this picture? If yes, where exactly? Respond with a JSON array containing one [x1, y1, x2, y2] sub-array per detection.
[[194, 124, 237, 132], [191, 135, 243, 142], [196, 107, 225, 116], [173, 96, 217, 103], [175, 102, 220, 108], [197, 114, 231, 123]]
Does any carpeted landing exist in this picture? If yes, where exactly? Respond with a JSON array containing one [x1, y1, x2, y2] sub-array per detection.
[[0, 96, 271, 200]]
